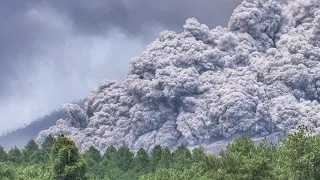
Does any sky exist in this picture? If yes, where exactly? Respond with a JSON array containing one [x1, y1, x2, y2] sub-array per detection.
[[0, 0, 243, 134]]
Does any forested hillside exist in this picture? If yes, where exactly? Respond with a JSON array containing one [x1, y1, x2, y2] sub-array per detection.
[[0, 110, 63, 150], [0, 99, 86, 150], [1, 125, 320, 179]]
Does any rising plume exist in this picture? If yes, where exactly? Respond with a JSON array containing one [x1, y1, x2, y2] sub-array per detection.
[[37, 0, 320, 152]]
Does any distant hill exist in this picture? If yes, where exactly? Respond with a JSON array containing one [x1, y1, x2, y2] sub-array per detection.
[[0, 99, 86, 150]]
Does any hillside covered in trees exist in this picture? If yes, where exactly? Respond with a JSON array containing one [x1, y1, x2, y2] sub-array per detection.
[[0, 99, 86, 150], [1, 126, 320, 179]]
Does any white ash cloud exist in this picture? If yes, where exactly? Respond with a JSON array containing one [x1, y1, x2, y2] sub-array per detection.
[[37, 0, 320, 152]]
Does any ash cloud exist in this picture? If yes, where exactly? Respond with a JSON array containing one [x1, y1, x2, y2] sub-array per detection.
[[0, 0, 243, 134], [37, 0, 320, 151]]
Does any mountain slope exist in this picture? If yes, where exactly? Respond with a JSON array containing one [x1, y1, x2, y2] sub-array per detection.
[[0, 99, 86, 150], [0, 110, 63, 150]]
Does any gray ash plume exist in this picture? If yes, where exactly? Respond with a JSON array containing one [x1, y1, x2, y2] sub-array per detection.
[[37, 0, 320, 152]]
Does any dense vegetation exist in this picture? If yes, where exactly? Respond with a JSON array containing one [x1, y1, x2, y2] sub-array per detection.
[[1, 126, 320, 179]]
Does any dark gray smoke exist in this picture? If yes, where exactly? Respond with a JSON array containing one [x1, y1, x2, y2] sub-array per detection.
[[37, 0, 320, 152]]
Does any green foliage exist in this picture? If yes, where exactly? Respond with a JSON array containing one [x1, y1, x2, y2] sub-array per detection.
[[118, 146, 135, 171], [51, 135, 87, 180], [150, 145, 162, 171], [172, 144, 192, 170], [0, 145, 8, 162], [134, 148, 150, 173], [216, 136, 274, 179], [22, 139, 39, 162], [83, 146, 102, 179], [102, 145, 118, 166], [83, 146, 101, 163], [140, 164, 208, 180], [30, 149, 50, 164], [273, 125, 320, 180], [0, 162, 14, 180], [157, 147, 172, 169], [15, 164, 53, 180], [192, 146, 206, 163], [8, 146, 22, 163], [42, 135, 55, 153], [2, 125, 320, 180]]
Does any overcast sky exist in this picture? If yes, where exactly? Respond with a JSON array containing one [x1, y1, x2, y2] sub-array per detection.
[[0, 0, 243, 134]]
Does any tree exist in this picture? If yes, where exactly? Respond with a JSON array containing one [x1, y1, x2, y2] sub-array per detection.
[[217, 136, 274, 179], [83, 146, 102, 178], [150, 145, 163, 171], [30, 149, 50, 164], [139, 165, 207, 180], [0, 163, 15, 180], [192, 146, 206, 164], [274, 125, 320, 180], [15, 164, 53, 180], [172, 144, 192, 170], [118, 147, 134, 171], [8, 146, 22, 163], [0, 146, 8, 162], [102, 145, 118, 169], [83, 146, 101, 164], [157, 147, 172, 169], [22, 139, 39, 162], [51, 135, 87, 180], [42, 135, 55, 153], [134, 148, 150, 173]]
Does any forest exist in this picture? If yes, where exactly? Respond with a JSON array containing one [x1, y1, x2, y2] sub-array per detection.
[[1, 125, 320, 180]]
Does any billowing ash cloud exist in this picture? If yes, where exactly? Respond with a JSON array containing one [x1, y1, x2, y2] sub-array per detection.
[[37, 0, 320, 152], [0, 0, 244, 134]]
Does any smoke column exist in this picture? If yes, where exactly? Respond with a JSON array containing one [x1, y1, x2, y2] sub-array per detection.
[[37, 0, 320, 152]]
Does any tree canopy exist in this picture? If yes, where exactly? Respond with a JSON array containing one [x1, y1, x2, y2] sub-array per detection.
[[1, 125, 320, 179]]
